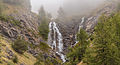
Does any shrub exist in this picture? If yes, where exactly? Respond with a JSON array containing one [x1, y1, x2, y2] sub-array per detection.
[[39, 42, 50, 52], [12, 39, 28, 54], [12, 55, 18, 63]]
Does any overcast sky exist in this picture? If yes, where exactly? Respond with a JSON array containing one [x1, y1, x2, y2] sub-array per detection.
[[30, 0, 64, 16], [30, 0, 106, 17]]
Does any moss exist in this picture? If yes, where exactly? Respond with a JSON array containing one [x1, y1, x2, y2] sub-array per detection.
[[0, 15, 21, 26]]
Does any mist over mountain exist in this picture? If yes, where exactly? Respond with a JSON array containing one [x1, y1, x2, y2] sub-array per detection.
[[0, 0, 120, 65], [63, 0, 106, 16], [31, 0, 106, 17], [31, 0, 64, 16]]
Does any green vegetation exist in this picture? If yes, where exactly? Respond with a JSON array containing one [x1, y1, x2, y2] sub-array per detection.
[[30, 41, 51, 53], [83, 14, 120, 65], [12, 39, 28, 54], [0, 15, 21, 26], [12, 55, 18, 63], [38, 6, 50, 40], [39, 42, 51, 53], [34, 53, 62, 65], [38, 20, 49, 40], [65, 12, 120, 65], [65, 29, 89, 65]]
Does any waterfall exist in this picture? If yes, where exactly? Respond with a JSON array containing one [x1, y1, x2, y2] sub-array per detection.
[[48, 22, 66, 62], [74, 17, 85, 46]]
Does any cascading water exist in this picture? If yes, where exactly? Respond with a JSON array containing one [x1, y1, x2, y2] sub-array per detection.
[[48, 22, 66, 62], [74, 17, 85, 46]]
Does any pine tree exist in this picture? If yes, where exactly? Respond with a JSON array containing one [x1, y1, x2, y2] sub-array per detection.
[[83, 15, 120, 65], [38, 6, 49, 40], [66, 29, 89, 65]]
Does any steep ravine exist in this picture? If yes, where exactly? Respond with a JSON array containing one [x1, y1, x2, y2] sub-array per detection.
[[48, 22, 66, 62], [0, 0, 119, 64], [55, 0, 118, 58]]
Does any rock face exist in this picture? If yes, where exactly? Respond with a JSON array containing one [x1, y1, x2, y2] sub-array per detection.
[[57, 1, 117, 53], [0, 0, 45, 46], [0, 10, 41, 45], [84, 1, 117, 33]]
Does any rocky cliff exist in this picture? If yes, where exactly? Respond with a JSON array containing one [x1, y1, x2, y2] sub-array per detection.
[[57, 0, 118, 53], [0, 0, 52, 57]]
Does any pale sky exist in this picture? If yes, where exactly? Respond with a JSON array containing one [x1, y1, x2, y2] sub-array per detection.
[[30, 0, 106, 17], [30, 0, 64, 16]]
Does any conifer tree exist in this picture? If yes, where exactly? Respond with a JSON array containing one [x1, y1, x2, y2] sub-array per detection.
[[83, 15, 120, 65], [38, 6, 50, 40], [66, 29, 89, 65]]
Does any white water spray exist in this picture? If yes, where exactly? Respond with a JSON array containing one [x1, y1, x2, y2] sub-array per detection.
[[48, 22, 66, 62], [74, 17, 85, 46]]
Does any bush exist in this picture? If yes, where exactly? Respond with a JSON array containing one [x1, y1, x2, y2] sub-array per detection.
[[12, 55, 18, 63], [12, 39, 28, 54]]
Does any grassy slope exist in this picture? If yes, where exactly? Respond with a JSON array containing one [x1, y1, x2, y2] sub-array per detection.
[[0, 35, 36, 65]]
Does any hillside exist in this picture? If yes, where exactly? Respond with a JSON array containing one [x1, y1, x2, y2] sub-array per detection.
[[0, 35, 36, 65], [0, 0, 120, 65]]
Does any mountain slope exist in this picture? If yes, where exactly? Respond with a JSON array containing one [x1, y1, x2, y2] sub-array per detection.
[[0, 35, 36, 65]]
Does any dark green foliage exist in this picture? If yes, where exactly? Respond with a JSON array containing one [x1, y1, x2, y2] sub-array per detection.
[[65, 29, 89, 65], [39, 42, 50, 53], [12, 55, 18, 63], [38, 6, 50, 40], [77, 29, 88, 44], [12, 39, 28, 54], [83, 14, 120, 65], [38, 20, 49, 40]]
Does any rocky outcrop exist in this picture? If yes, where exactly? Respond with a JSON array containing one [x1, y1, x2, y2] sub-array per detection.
[[0, 11, 42, 45], [84, 1, 117, 33], [57, 1, 118, 53]]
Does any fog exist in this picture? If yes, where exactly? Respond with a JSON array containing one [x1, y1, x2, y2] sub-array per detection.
[[63, 0, 106, 16], [31, 0, 106, 17], [30, 0, 64, 16]]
